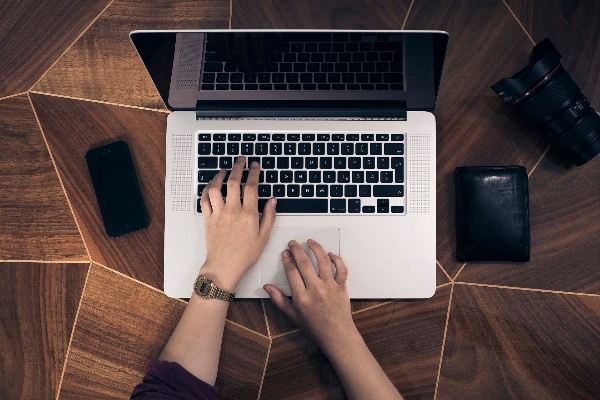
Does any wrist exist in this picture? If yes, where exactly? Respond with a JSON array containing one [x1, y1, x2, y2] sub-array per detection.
[[198, 264, 242, 293], [318, 324, 363, 358]]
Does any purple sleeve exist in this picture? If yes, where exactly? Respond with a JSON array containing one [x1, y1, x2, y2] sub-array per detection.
[[130, 359, 218, 400]]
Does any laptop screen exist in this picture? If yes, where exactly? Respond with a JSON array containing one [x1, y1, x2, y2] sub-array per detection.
[[130, 30, 448, 112]]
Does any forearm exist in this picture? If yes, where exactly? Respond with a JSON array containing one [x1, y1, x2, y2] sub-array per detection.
[[322, 328, 404, 400]]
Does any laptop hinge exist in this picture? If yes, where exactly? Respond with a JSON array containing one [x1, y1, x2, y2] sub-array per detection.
[[195, 100, 407, 120]]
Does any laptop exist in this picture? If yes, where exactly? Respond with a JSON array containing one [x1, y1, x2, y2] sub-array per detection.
[[130, 30, 449, 299]]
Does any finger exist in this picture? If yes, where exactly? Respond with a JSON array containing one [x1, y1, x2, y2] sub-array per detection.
[[207, 169, 227, 213], [258, 197, 277, 244], [199, 180, 213, 219], [226, 156, 246, 203], [242, 161, 260, 211], [282, 249, 306, 293], [287, 240, 320, 286], [263, 284, 297, 323], [307, 239, 334, 281], [329, 252, 349, 287]]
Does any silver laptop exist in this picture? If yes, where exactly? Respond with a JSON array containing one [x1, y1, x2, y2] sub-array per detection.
[[130, 30, 449, 299]]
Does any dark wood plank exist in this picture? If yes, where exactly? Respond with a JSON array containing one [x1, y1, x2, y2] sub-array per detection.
[[404, 0, 549, 279], [505, 0, 600, 106], [232, 0, 411, 29], [261, 286, 451, 399], [0, 0, 112, 98], [438, 284, 600, 399], [0, 262, 88, 399], [0, 95, 87, 261], [30, 92, 166, 289], [227, 299, 269, 337], [32, 0, 230, 110], [59, 264, 269, 399], [457, 155, 600, 292]]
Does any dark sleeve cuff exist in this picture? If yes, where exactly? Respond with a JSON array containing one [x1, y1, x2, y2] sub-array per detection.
[[131, 359, 218, 400]]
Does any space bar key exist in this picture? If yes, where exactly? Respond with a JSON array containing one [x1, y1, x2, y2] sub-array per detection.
[[258, 199, 329, 213]]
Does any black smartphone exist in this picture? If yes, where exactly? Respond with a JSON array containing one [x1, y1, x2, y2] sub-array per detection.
[[85, 140, 149, 238]]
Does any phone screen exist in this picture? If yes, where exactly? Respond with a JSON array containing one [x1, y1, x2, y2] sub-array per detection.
[[85, 141, 149, 238]]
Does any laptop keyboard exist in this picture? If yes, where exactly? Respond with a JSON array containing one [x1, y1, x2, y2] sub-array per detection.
[[196, 133, 405, 214], [200, 32, 403, 91]]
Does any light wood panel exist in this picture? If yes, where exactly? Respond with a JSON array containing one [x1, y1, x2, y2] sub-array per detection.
[[0, 262, 88, 399], [0, 94, 87, 261], [32, 0, 230, 109]]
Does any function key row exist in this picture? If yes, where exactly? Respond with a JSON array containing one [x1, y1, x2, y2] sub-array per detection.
[[199, 133, 405, 142], [198, 142, 404, 156]]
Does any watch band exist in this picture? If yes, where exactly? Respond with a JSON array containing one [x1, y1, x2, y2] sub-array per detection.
[[194, 276, 235, 302]]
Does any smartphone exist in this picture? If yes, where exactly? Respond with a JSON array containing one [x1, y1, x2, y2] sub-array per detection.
[[85, 140, 149, 238]]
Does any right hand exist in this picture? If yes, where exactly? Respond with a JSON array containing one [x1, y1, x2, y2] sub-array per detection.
[[263, 239, 357, 352]]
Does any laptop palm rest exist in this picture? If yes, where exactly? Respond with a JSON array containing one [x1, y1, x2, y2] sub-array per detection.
[[258, 227, 340, 295]]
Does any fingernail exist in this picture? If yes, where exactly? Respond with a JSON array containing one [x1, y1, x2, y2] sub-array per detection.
[[237, 156, 246, 162], [263, 285, 272, 295], [307, 239, 315, 244], [251, 161, 259, 168], [270, 197, 277, 207], [289, 240, 298, 246], [282, 249, 291, 258]]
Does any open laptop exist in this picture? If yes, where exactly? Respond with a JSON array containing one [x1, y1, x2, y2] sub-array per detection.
[[130, 30, 449, 299]]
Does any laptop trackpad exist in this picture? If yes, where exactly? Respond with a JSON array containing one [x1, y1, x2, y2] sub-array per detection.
[[259, 227, 340, 290]]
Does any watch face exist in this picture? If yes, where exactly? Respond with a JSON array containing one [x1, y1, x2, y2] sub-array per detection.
[[197, 278, 212, 296]]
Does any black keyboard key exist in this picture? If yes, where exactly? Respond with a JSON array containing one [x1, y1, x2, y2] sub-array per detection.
[[384, 73, 402, 83], [305, 157, 318, 169], [289, 83, 301, 90], [270, 143, 282, 155], [391, 206, 404, 213], [366, 171, 379, 183], [214, 134, 226, 141], [272, 73, 284, 83], [303, 83, 316, 91], [291, 157, 303, 169], [230, 73, 243, 83], [359, 185, 371, 197], [241, 143, 253, 155], [212, 143, 225, 155], [259, 84, 273, 90], [330, 185, 343, 197], [363, 157, 375, 169], [342, 73, 354, 83], [334, 157, 346, 169], [330, 199, 346, 213], [348, 199, 361, 213], [319, 43, 331, 52], [328, 73, 340, 83], [198, 133, 211, 141], [286, 73, 299, 83], [245, 84, 258, 90], [287, 134, 300, 141], [273, 185, 285, 197], [284, 53, 296, 62], [284, 143, 296, 155], [243, 134, 256, 141], [227, 134, 241, 141], [380, 171, 393, 183], [294, 64, 307, 73], [216, 73, 229, 83], [377, 199, 390, 213], [248, 157, 260, 167], [204, 62, 223, 72], [198, 157, 218, 168], [277, 157, 289, 169], [327, 143, 339, 155], [362, 205, 375, 213], [307, 63, 320, 72], [355, 143, 368, 155], [201, 84, 214, 90], [335, 63, 348, 72], [227, 143, 239, 155], [280, 171, 293, 183], [361, 83, 375, 90], [274, 83, 287, 90], [374, 185, 404, 197], [258, 185, 271, 197], [272, 135, 284, 142], [380, 52, 393, 62], [316, 185, 328, 197], [287, 185, 300, 197], [332, 134, 345, 141], [370, 143, 382, 155], [337, 171, 350, 183], [266, 198, 328, 213], [385, 143, 404, 155], [352, 171, 364, 183], [341, 143, 353, 155], [377, 157, 389, 169], [301, 185, 314, 197], [313, 143, 325, 155], [376, 84, 389, 90], [348, 157, 361, 169], [361, 134, 374, 141], [309, 171, 321, 183], [231, 84, 243, 90], [323, 171, 336, 183], [219, 157, 232, 169], [202, 73, 215, 83], [332, 84, 345, 90], [254, 143, 267, 155], [300, 72, 312, 83], [314, 73, 327, 83], [262, 157, 275, 169], [266, 171, 278, 183], [345, 185, 357, 197], [346, 134, 359, 141], [392, 134, 404, 141], [298, 143, 311, 155], [320, 157, 333, 169], [294, 170, 307, 183], [317, 134, 330, 141], [198, 170, 220, 182], [198, 143, 211, 155]]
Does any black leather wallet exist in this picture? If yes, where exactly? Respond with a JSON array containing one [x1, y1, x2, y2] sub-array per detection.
[[455, 166, 530, 262]]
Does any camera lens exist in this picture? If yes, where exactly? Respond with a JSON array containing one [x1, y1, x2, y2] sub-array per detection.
[[491, 38, 600, 166]]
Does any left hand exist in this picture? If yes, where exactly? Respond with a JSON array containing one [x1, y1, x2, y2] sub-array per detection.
[[199, 156, 277, 291]]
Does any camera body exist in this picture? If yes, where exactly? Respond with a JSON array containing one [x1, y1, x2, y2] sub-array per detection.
[[492, 38, 600, 166]]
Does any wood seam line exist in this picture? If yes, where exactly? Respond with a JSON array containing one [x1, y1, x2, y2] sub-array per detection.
[[528, 145, 551, 177], [436, 282, 453, 289], [27, 92, 92, 262], [271, 328, 300, 340], [454, 281, 600, 297], [452, 262, 467, 281], [502, 0, 536, 46], [229, 0, 233, 29], [27, 0, 116, 92], [0, 259, 90, 263], [433, 282, 454, 400], [436, 260, 453, 282], [225, 319, 270, 339], [401, 0, 415, 30], [351, 300, 393, 315], [55, 263, 92, 400], [29, 91, 170, 114], [257, 339, 272, 400], [261, 298, 272, 338], [0, 91, 28, 102]]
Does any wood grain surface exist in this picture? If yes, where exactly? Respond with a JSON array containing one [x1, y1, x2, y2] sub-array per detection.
[[0, 262, 88, 399], [438, 284, 600, 399], [32, 0, 230, 109], [59, 264, 270, 399], [232, 0, 412, 29], [0, 0, 112, 98], [0, 94, 87, 261]]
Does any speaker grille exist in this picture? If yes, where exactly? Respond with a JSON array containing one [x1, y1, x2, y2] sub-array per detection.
[[170, 135, 194, 212], [408, 133, 431, 213], [175, 33, 203, 90]]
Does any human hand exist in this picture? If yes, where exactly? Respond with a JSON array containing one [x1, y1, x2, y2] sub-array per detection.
[[263, 239, 357, 353], [199, 156, 277, 291]]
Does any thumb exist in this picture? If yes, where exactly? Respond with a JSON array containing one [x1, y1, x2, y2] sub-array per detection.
[[263, 284, 297, 323], [259, 197, 277, 241]]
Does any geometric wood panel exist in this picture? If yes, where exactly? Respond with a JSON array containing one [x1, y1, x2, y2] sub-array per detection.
[[0, 262, 88, 399], [0, 95, 87, 261], [438, 284, 600, 399]]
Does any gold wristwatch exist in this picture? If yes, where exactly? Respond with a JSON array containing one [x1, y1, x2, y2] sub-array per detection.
[[193, 276, 235, 302]]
